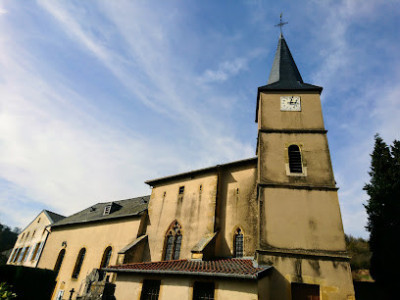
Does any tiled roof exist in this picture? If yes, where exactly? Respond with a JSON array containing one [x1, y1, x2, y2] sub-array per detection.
[[51, 195, 150, 228], [105, 259, 271, 280]]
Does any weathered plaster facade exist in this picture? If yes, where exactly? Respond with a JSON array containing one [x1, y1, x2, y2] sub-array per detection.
[[7, 210, 64, 268]]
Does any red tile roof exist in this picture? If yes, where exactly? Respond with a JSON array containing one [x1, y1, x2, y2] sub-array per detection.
[[105, 259, 271, 280]]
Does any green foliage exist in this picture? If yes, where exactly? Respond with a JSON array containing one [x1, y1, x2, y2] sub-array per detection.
[[0, 223, 20, 265], [0, 265, 56, 300], [345, 234, 370, 270], [0, 282, 17, 299], [0, 223, 19, 252], [364, 134, 400, 286]]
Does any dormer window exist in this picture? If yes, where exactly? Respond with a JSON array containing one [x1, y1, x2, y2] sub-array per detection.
[[102, 202, 121, 216], [103, 205, 112, 215]]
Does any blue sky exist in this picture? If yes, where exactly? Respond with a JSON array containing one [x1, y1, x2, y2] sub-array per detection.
[[0, 0, 399, 238]]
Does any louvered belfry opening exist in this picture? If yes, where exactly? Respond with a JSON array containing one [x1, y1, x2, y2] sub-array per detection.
[[163, 221, 182, 260], [288, 145, 303, 173]]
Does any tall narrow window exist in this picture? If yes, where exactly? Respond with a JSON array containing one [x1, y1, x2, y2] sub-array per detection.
[[163, 221, 182, 260], [21, 247, 30, 262], [140, 280, 161, 300], [100, 246, 112, 268], [13, 248, 22, 263], [30, 242, 40, 261], [34, 241, 44, 261], [9, 249, 17, 263], [72, 248, 86, 278], [193, 282, 215, 300], [234, 228, 244, 258], [54, 249, 66, 277], [288, 145, 303, 173]]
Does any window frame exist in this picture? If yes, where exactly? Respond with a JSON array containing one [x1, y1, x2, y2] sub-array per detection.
[[285, 143, 307, 176], [163, 221, 183, 261], [140, 279, 161, 300], [234, 228, 244, 258], [100, 246, 113, 269], [54, 249, 66, 277], [72, 248, 86, 279], [193, 281, 215, 300]]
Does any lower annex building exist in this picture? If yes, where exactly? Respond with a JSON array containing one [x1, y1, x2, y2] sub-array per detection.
[[34, 34, 355, 300]]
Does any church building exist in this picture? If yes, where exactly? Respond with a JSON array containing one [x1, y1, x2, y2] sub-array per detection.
[[104, 34, 355, 299], [36, 33, 355, 300]]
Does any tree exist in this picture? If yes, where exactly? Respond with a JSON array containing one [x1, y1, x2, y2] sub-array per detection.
[[345, 234, 370, 271], [0, 223, 19, 265], [364, 134, 400, 286], [0, 282, 17, 299]]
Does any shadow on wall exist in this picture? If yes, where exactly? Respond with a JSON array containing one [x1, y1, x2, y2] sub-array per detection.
[[0, 265, 56, 300], [353, 281, 395, 300]]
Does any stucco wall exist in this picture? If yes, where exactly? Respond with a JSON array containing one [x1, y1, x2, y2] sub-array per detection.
[[258, 254, 355, 300], [114, 274, 259, 300], [147, 173, 218, 261], [7, 210, 52, 267], [259, 133, 335, 187], [260, 187, 346, 251], [38, 217, 142, 299], [258, 92, 325, 131], [215, 163, 258, 257]]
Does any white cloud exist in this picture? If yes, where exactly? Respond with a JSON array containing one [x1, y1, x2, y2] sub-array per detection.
[[199, 58, 249, 82], [0, 1, 255, 228]]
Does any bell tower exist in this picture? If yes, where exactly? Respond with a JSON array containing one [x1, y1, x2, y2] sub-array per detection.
[[255, 33, 355, 299]]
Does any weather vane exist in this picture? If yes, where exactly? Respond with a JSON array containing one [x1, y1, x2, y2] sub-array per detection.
[[274, 13, 288, 35]]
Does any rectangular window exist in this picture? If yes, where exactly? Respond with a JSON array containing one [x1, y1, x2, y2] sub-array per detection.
[[193, 282, 215, 300], [179, 186, 185, 194], [291, 283, 320, 300], [8, 249, 17, 263], [140, 280, 161, 300], [23, 246, 31, 262], [103, 205, 112, 215], [13, 248, 21, 263], [30, 242, 41, 261], [34, 242, 44, 261], [18, 247, 27, 263]]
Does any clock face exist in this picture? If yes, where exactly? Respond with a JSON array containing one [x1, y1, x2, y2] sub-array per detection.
[[280, 96, 301, 111]]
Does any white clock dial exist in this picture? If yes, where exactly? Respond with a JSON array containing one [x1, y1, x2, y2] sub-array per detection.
[[280, 96, 301, 111]]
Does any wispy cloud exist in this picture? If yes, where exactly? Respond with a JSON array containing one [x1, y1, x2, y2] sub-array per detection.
[[199, 58, 250, 83], [0, 1, 255, 228]]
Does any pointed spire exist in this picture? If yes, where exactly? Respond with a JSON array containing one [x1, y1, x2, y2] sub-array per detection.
[[267, 35, 304, 85], [255, 35, 323, 122]]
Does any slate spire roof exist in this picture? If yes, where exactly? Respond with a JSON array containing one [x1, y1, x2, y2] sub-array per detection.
[[255, 34, 323, 122], [267, 33, 303, 85]]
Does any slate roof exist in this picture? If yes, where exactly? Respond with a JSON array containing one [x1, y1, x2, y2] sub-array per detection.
[[44, 210, 65, 223], [51, 195, 150, 228], [146, 157, 257, 186], [255, 35, 322, 122], [105, 259, 272, 280]]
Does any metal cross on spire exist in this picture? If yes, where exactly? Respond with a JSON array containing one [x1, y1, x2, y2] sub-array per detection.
[[274, 13, 288, 36]]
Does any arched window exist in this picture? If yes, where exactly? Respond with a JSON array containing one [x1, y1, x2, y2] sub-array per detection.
[[72, 248, 86, 279], [288, 145, 303, 173], [100, 246, 112, 268], [234, 228, 244, 258], [54, 249, 66, 277], [163, 221, 182, 261]]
